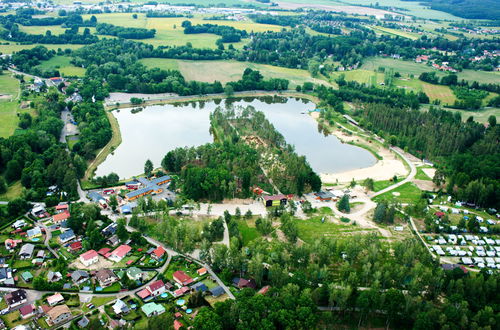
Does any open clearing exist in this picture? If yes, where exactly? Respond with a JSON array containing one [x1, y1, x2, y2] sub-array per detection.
[[369, 25, 419, 40], [139, 58, 330, 87], [0, 41, 83, 55], [36, 55, 86, 77], [437, 107, 500, 124]]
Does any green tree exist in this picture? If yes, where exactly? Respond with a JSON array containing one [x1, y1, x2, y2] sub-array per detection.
[[337, 195, 350, 213], [8, 198, 29, 217], [224, 84, 234, 97], [109, 194, 118, 212], [116, 220, 130, 242], [192, 307, 223, 330], [362, 178, 374, 191], [0, 176, 6, 194], [144, 159, 153, 177]]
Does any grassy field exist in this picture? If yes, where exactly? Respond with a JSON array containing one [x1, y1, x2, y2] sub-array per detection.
[[237, 220, 261, 246], [415, 167, 432, 180], [0, 41, 83, 55], [369, 25, 419, 40], [373, 182, 423, 204], [0, 71, 20, 138], [330, 70, 384, 85], [36, 55, 86, 77], [139, 58, 329, 87], [361, 57, 500, 85], [0, 181, 22, 201], [436, 106, 500, 124], [19, 25, 69, 36], [81, 13, 282, 49], [421, 82, 456, 104]]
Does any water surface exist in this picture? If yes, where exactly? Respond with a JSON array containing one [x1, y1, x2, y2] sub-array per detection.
[[95, 97, 376, 179]]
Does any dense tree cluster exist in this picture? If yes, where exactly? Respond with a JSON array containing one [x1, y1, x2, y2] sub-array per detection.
[[226, 68, 289, 92], [95, 23, 156, 39], [403, 0, 500, 19], [353, 103, 499, 207], [182, 20, 247, 43], [10, 46, 55, 75]]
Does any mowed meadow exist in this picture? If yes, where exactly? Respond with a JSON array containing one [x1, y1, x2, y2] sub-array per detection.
[[0, 72, 20, 138], [139, 58, 331, 87]]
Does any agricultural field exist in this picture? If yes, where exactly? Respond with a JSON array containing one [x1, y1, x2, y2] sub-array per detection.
[[36, 55, 86, 77], [139, 58, 329, 87], [361, 57, 500, 84], [81, 13, 283, 49], [431, 106, 500, 124]]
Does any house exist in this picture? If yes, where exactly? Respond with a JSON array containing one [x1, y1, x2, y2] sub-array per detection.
[[19, 244, 35, 259], [125, 185, 163, 201], [258, 285, 271, 295], [98, 247, 111, 256], [58, 229, 75, 243], [5, 289, 27, 308], [197, 267, 207, 276], [191, 282, 208, 292], [79, 250, 99, 267], [173, 271, 193, 286], [263, 194, 288, 207], [148, 280, 166, 296], [112, 299, 129, 315], [0, 268, 12, 283], [47, 293, 64, 306], [5, 238, 22, 250], [95, 269, 118, 287], [12, 220, 26, 229], [53, 211, 70, 224], [210, 286, 225, 297], [109, 244, 132, 262], [69, 241, 82, 252], [19, 304, 36, 319], [173, 286, 190, 297], [152, 246, 166, 260], [102, 223, 118, 237], [126, 267, 144, 281], [137, 288, 152, 301], [26, 227, 42, 239], [78, 316, 89, 328], [71, 270, 89, 285], [88, 192, 105, 204], [315, 191, 335, 201], [55, 204, 69, 213], [47, 271, 62, 282], [107, 235, 120, 247], [141, 302, 165, 317], [21, 271, 33, 282], [174, 320, 184, 330], [46, 304, 71, 326], [233, 277, 256, 289], [31, 205, 46, 218]]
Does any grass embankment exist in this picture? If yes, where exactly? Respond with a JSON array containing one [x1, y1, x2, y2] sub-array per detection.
[[82, 111, 121, 186], [0, 181, 23, 201]]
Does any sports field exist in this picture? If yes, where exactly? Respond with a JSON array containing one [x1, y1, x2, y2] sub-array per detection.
[[36, 56, 86, 77], [139, 58, 330, 87]]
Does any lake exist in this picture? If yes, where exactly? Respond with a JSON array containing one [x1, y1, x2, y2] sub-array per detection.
[[95, 97, 376, 179]]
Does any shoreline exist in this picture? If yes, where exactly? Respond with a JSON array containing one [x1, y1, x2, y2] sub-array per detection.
[[86, 91, 407, 186]]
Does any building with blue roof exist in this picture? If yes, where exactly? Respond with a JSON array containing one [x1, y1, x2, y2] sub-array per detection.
[[88, 192, 105, 203], [191, 282, 208, 292], [58, 229, 75, 243], [210, 286, 225, 297], [125, 176, 171, 201]]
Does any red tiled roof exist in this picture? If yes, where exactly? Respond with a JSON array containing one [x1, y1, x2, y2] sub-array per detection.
[[174, 286, 190, 296], [197, 268, 207, 275], [137, 288, 151, 299], [53, 211, 70, 222], [70, 242, 82, 251], [98, 248, 111, 256], [55, 204, 69, 211], [80, 250, 98, 261], [111, 244, 131, 258], [174, 320, 184, 330], [148, 280, 165, 292], [258, 285, 270, 295], [173, 271, 193, 285], [19, 304, 35, 316], [152, 246, 166, 258]]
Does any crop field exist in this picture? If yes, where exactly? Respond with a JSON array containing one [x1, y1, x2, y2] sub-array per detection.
[[139, 58, 330, 87], [421, 82, 456, 104], [330, 69, 384, 85], [36, 55, 86, 77], [19, 25, 69, 35], [82, 13, 283, 49]]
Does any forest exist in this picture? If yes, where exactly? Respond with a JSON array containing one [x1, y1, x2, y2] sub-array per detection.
[[95, 23, 156, 39], [402, 0, 500, 19]]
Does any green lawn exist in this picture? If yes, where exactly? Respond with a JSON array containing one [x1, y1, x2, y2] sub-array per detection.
[[294, 216, 377, 244], [0, 72, 20, 138], [372, 177, 403, 192], [0, 40, 83, 55], [82, 296, 115, 313], [373, 182, 423, 204], [36, 56, 86, 77], [237, 220, 261, 246], [415, 167, 432, 180], [0, 71, 20, 96], [100, 282, 121, 292]]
